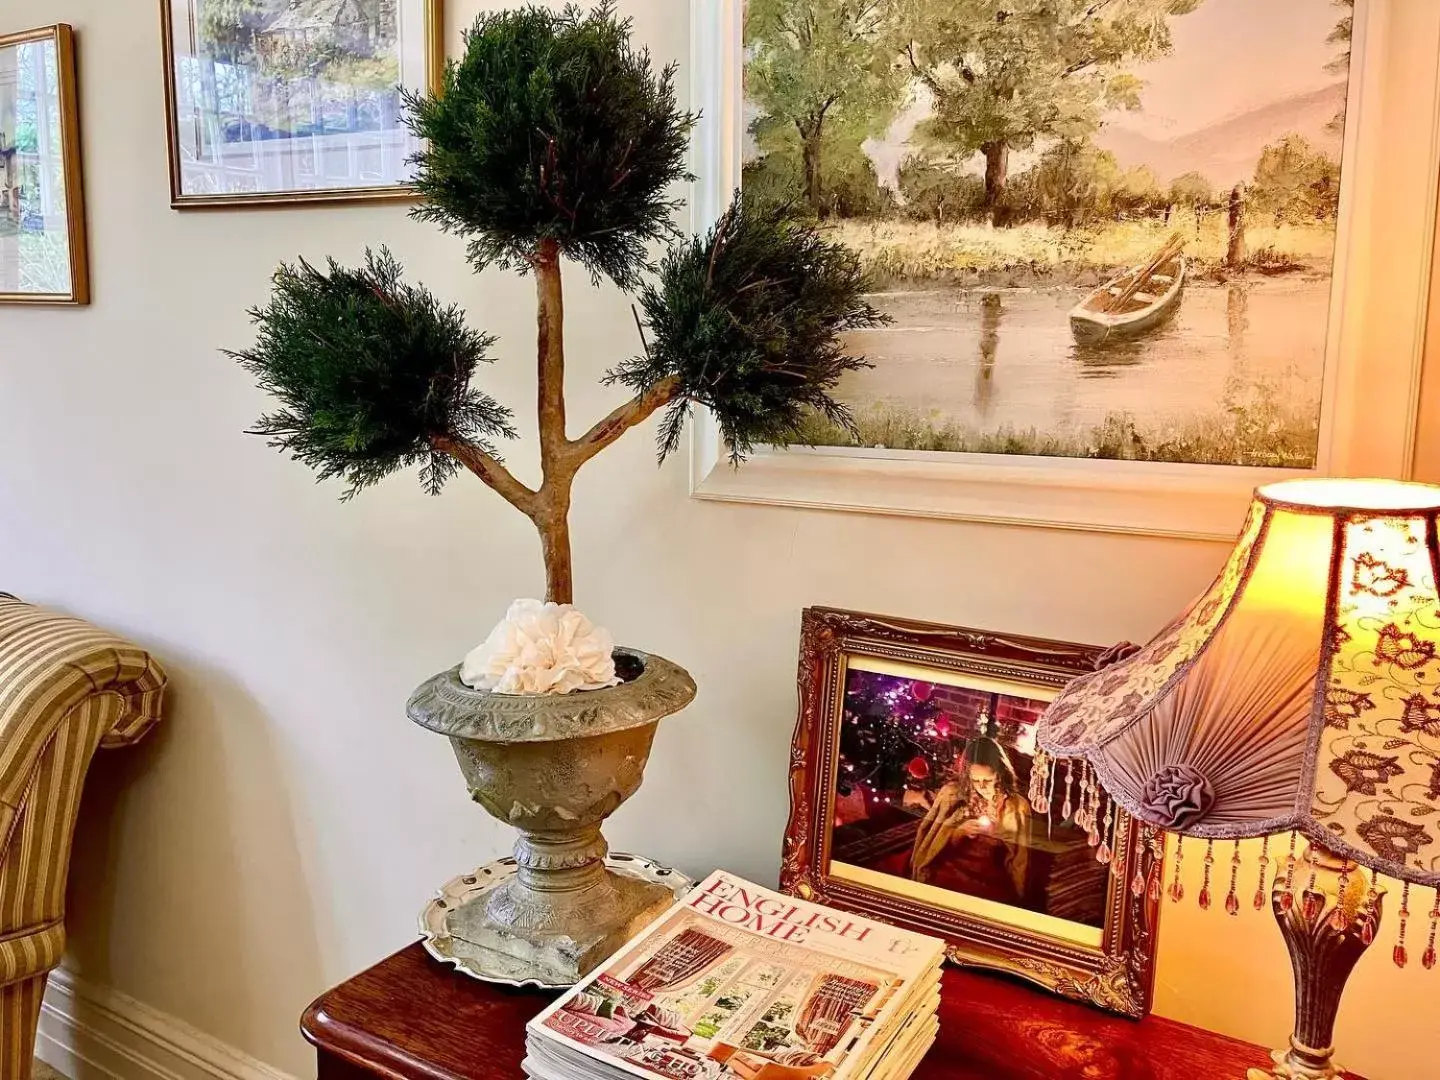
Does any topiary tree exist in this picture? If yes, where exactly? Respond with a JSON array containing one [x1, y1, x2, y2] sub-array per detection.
[[231, 3, 885, 606]]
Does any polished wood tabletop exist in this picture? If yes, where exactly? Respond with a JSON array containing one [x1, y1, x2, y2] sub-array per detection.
[[302, 943, 1361, 1080]]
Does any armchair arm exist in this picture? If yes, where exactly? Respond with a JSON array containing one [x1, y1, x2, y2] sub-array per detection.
[[0, 595, 167, 858]]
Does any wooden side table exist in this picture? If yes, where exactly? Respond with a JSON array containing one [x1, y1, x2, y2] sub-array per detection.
[[302, 943, 1364, 1080]]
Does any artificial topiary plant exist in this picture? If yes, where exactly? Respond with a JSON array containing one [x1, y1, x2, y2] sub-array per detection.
[[233, 2, 885, 605]]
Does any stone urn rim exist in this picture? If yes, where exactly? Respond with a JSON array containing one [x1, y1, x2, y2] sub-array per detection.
[[406, 646, 696, 744]]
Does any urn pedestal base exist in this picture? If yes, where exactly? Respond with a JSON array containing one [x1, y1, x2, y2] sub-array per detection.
[[420, 854, 693, 988], [448, 867, 674, 985]]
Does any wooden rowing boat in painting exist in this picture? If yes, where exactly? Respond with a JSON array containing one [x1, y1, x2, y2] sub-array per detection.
[[1070, 253, 1186, 345]]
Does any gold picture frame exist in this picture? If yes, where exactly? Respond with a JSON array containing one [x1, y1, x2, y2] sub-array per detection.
[[0, 24, 88, 305], [783, 607, 1162, 1018], [159, 0, 444, 209]]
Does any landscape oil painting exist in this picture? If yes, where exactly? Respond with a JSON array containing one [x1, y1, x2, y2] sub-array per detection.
[[743, 0, 1355, 468], [161, 0, 438, 205]]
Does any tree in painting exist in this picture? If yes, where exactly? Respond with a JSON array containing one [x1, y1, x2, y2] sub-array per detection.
[[897, 154, 984, 224], [198, 0, 268, 65], [1326, 0, 1353, 134], [1011, 140, 1123, 228], [901, 0, 1203, 222], [745, 0, 906, 217], [1168, 172, 1215, 220], [1249, 135, 1340, 226]]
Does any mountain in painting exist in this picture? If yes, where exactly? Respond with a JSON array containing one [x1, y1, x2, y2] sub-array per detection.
[[1094, 81, 1348, 189]]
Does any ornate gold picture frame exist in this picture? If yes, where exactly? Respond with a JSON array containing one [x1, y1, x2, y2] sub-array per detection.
[[159, 0, 443, 208], [0, 24, 88, 305], [783, 607, 1162, 1017]]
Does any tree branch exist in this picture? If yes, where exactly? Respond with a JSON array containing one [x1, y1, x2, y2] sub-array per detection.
[[569, 375, 684, 467], [905, 41, 940, 93], [432, 434, 538, 515], [1075, 0, 1121, 23], [852, 0, 884, 35], [1059, 0, 1120, 79]]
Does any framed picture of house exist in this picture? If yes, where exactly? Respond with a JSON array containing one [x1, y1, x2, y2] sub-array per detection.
[[0, 24, 88, 305], [783, 607, 1163, 1017], [689, 0, 1440, 540], [159, 0, 443, 207]]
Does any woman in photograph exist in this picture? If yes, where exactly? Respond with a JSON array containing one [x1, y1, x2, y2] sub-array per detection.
[[909, 737, 1032, 905]]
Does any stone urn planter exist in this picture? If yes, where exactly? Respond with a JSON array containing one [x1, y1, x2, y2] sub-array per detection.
[[407, 647, 696, 985]]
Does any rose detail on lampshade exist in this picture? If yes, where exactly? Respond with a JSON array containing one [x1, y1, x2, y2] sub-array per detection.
[[1140, 764, 1215, 829], [460, 599, 621, 694]]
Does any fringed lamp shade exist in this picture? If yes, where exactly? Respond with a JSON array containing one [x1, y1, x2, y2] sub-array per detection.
[[1032, 478, 1440, 1080], [1039, 478, 1440, 882]]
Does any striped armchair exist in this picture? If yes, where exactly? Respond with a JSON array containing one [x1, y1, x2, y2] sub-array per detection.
[[0, 596, 166, 1078]]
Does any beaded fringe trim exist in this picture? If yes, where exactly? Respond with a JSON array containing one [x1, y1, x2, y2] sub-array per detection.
[[1028, 749, 1428, 969]]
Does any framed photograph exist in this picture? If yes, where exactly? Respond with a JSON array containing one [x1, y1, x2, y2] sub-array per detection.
[[0, 24, 88, 305], [159, 0, 443, 208], [689, 0, 1440, 539], [782, 607, 1163, 1017]]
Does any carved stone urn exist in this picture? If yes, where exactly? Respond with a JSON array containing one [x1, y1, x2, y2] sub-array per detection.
[[406, 647, 696, 985]]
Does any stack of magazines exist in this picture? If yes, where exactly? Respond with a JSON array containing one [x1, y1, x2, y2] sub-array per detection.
[[525, 870, 945, 1080]]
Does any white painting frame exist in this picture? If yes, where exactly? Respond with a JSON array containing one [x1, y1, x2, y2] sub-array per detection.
[[688, 0, 1440, 541]]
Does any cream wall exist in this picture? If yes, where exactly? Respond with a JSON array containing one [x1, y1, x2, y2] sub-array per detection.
[[1, 2, 1435, 1078], [1413, 207, 1440, 488]]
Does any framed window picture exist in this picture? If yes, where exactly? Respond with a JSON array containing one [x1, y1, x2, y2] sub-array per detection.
[[783, 607, 1163, 1017], [159, 0, 443, 208], [690, 0, 1440, 540], [0, 24, 88, 305]]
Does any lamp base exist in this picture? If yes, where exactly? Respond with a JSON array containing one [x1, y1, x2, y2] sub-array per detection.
[[1244, 842, 1382, 1080], [1245, 1046, 1345, 1080]]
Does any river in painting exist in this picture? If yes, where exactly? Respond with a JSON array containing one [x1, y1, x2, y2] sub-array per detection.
[[802, 276, 1329, 469]]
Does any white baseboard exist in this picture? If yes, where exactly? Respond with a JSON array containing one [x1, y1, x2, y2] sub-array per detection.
[[35, 969, 296, 1080]]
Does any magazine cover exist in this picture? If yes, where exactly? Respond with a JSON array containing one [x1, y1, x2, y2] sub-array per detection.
[[528, 871, 943, 1080]]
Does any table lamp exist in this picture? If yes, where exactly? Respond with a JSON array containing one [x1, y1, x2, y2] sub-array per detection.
[[1031, 477, 1440, 1080]]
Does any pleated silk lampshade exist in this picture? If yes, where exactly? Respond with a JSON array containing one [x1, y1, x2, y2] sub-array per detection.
[[1037, 478, 1440, 886]]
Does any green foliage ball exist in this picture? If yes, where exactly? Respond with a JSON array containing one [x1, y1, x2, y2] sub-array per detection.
[[231, 249, 515, 498], [610, 195, 889, 462], [404, 2, 696, 289]]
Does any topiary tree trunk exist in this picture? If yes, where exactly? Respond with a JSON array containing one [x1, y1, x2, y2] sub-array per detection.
[[433, 236, 684, 604]]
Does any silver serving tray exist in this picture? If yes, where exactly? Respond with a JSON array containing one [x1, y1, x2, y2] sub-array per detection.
[[419, 853, 693, 990]]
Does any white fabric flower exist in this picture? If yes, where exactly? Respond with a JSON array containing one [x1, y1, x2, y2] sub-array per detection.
[[460, 599, 620, 695]]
